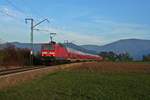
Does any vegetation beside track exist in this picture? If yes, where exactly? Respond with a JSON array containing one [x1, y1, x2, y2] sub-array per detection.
[[0, 62, 150, 100]]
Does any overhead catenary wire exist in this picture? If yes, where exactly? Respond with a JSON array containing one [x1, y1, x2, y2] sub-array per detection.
[[4, 0, 57, 27], [0, 9, 23, 22], [5, 0, 53, 28], [3, 0, 52, 32], [34, 29, 51, 32], [0, 0, 28, 22], [0, 9, 16, 19], [5, 0, 27, 15], [4, 0, 37, 22], [5, 0, 46, 21], [20, 0, 47, 20]]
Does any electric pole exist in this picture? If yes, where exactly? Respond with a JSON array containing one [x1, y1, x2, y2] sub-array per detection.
[[25, 18, 49, 65]]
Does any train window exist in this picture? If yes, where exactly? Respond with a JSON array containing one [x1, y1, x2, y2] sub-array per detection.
[[42, 44, 54, 50]]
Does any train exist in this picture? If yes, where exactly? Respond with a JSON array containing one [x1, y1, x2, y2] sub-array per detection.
[[40, 41, 103, 65]]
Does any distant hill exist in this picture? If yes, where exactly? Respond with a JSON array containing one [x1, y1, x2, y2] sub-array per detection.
[[81, 39, 150, 60]]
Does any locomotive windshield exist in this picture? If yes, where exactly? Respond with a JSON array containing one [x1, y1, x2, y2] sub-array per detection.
[[42, 44, 54, 50]]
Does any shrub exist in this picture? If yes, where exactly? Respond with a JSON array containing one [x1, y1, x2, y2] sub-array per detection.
[[99, 51, 133, 62], [0, 44, 30, 67], [143, 54, 150, 61]]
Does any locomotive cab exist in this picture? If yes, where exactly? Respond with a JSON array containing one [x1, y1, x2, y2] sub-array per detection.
[[41, 42, 56, 65], [41, 42, 55, 56]]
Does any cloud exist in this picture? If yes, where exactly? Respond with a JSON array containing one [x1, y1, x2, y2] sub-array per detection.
[[0, 5, 26, 21], [57, 32, 103, 45], [34, 25, 104, 45], [73, 16, 150, 42], [91, 17, 150, 34]]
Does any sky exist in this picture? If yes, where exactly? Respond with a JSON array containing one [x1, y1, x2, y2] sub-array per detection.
[[0, 0, 150, 45]]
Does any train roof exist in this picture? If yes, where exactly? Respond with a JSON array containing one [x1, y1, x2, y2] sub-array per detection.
[[63, 43, 97, 54], [66, 47, 99, 57]]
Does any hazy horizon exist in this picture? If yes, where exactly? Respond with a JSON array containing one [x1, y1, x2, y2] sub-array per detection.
[[1, 38, 149, 46]]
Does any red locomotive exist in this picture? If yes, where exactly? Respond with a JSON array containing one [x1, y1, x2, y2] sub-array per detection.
[[41, 41, 103, 65]]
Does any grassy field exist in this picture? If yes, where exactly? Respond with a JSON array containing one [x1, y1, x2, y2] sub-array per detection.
[[0, 62, 150, 100]]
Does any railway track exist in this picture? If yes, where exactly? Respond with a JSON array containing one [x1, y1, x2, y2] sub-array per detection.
[[0, 62, 72, 76], [0, 66, 46, 76], [0, 61, 87, 76]]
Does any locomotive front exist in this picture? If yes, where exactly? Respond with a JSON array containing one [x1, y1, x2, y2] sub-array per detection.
[[41, 42, 56, 64]]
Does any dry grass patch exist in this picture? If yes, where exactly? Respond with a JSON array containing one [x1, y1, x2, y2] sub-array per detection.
[[71, 62, 150, 73]]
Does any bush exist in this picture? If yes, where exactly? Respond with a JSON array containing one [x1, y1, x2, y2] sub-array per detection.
[[0, 44, 30, 67], [143, 54, 150, 61], [99, 51, 133, 62]]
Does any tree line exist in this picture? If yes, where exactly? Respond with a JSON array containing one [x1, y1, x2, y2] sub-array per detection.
[[98, 51, 133, 62], [99, 51, 150, 62]]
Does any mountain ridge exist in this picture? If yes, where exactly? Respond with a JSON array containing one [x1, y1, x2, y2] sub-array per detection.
[[81, 39, 150, 60]]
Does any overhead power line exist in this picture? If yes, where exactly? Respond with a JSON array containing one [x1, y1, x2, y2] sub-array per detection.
[[20, 0, 46, 19], [0, 10, 15, 18], [0, 0, 26, 22], [33, 29, 50, 32], [0, 6, 26, 23], [5, 0, 50, 24], [0, 9, 22, 22], [5, 0, 45, 20], [5, 0, 26, 14]]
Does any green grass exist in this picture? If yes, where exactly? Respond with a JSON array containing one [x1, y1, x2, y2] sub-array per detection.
[[0, 71, 150, 100]]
